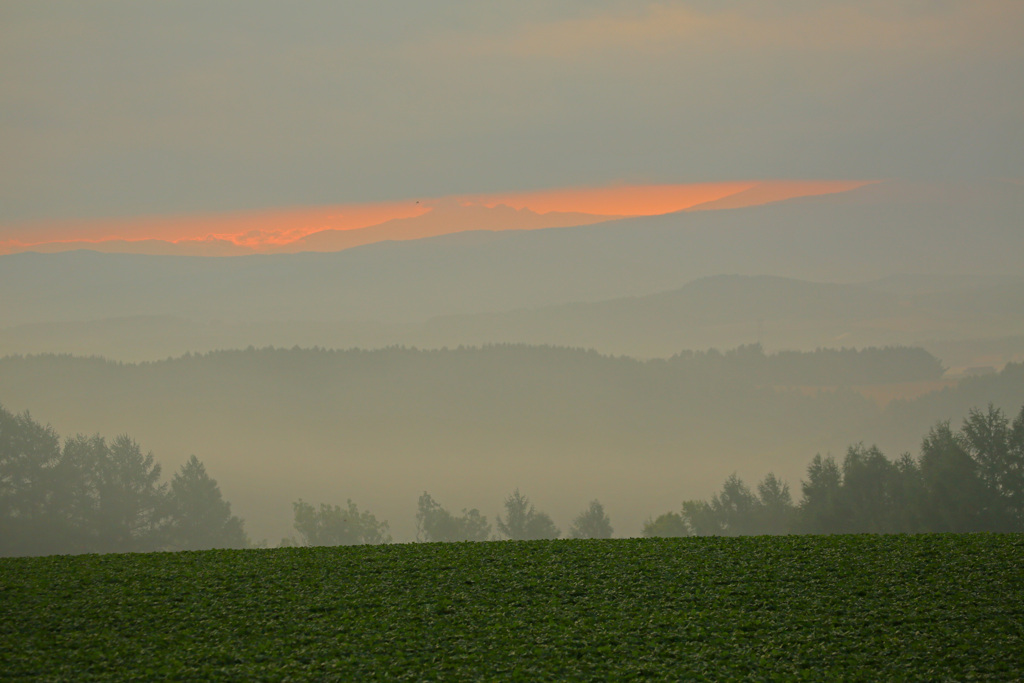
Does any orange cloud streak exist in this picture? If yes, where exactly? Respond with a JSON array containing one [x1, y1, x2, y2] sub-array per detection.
[[1, 180, 873, 256], [458, 182, 757, 216], [0, 200, 431, 251]]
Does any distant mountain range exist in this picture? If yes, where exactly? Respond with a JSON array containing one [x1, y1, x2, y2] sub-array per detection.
[[2, 273, 1022, 367], [412, 273, 1024, 358], [1, 179, 1020, 329]]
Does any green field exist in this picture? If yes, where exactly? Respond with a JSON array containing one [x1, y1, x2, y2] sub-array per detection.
[[2, 535, 1022, 680]]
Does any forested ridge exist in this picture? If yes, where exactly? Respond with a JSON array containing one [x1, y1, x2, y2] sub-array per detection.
[[0, 344, 1007, 460], [0, 344, 950, 439]]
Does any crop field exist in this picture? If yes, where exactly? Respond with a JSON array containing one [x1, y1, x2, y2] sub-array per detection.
[[2, 535, 1022, 680]]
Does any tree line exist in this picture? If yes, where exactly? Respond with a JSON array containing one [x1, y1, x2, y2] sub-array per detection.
[[281, 491, 612, 546], [665, 343, 945, 386], [3, 399, 1022, 557], [0, 400, 613, 555], [289, 403, 1024, 546], [414, 490, 613, 542], [644, 403, 1024, 537], [0, 403, 247, 556]]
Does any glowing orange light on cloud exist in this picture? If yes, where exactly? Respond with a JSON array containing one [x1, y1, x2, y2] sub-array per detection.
[[683, 180, 875, 211], [0, 200, 431, 252], [457, 182, 757, 216], [194, 201, 432, 248], [457, 180, 873, 216], [0, 180, 874, 256]]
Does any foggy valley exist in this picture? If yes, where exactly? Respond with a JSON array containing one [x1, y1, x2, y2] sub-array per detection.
[[2, 179, 1023, 552], [5, 3, 1024, 677], [3, 339, 1022, 549], [3, 179, 1024, 549]]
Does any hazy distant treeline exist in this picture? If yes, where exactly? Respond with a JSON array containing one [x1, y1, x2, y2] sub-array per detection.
[[0, 404, 247, 557], [283, 491, 612, 547], [413, 491, 612, 542], [646, 404, 1024, 537], [0, 344, 957, 466], [290, 404, 1024, 545], [0, 399, 612, 555], [1, 345, 1013, 473], [665, 344, 944, 386], [0, 341, 944, 385]]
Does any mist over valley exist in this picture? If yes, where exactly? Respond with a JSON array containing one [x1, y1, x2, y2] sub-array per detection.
[[6, 5, 1024, 678], [3, 178, 1024, 545], [2, 344, 1021, 545]]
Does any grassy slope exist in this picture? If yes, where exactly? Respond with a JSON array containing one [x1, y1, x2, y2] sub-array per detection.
[[2, 535, 1022, 680]]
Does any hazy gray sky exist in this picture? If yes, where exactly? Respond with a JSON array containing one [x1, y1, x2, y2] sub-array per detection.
[[2, 1, 1022, 222]]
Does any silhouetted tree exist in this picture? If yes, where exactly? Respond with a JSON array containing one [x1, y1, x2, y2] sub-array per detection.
[[798, 454, 844, 533], [840, 444, 902, 533], [710, 474, 760, 536], [60, 434, 169, 553], [1010, 405, 1024, 527], [682, 472, 796, 536], [641, 512, 689, 537], [0, 405, 67, 556], [891, 452, 928, 532], [496, 489, 560, 540], [415, 491, 491, 542], [960, 404, 1024, 529], [681, 499, 720, 536], [292, 499, 390, 546], [167, 455, 248, 550], [568, 500, 613, 539], [918, 420, 990, 532], [754, 472, 796, 535], [961, 404, 1011, 492]]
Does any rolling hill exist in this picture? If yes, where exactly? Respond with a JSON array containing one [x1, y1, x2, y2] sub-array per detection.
[[3, 274, 1021, 364]]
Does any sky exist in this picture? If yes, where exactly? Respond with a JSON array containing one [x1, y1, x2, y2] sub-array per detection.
[[2, 1, 1022, 233]]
